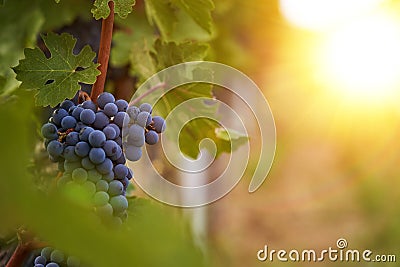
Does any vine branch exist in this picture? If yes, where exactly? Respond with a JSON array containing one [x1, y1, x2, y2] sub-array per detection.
[[6, 230, 46, 267], [91, 1, 115, 103], [129, 82, 166, 105]]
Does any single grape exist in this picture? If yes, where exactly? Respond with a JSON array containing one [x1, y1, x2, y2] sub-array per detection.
[[63, 146, 79, 162], [41, 247, 53, 260], [88, 130, 106, 147], [47, 140, 63, 157], [96, 180, 109, 192], [82, 180, 96, 195], [96, 158, 113, 174], [102, 171, 114, 182], [66, 132, 79, 146], [41, 123, 58, 140], [97, 92, 115, 109], [72, 168, 88, 183], [79, 126, 94, 142], [75, 142, 90, 157], [81, 156, 95, 170], [145, 130, 159, 145], [80, 109, 96, 125], [114, 164, 128, 179], [113, 112, 128, 128], [34, 255, 46, 265], [57, 174, 70, 187], [108, 180, 124, 196], [127, 124, 144, 141], [93, 112, 109, 129], [50, 250, 64, 263], [109, 195, 128, 213], [139, 103, 152, 113], [34, 264, 45, 267], [103, 125, 117, 140], [60, 100, 75, 111], [46, 263, 60, 267], [127, 106, 140, 120], [108, 123, 121, 136], [93, 191, 109, 206], [103, 140, 121, 157], [82, 100, 97, 112], [96, 203, 113, 218], [115, 99, 128, 112], [52, 108, 68, 126], [128, 135, 144, 147], [152, 116, 166, 133], [89, 148, 106, 164], [136, 111, 151, 127], [88, 169, 102, 183], [125, 145, 142, 161], [61, 116, 77, 130], [103, 102, 118, 117]]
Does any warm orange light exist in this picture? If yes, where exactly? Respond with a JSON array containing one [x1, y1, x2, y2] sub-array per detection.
[[317, 12, 400, 103], [279, 0, 384, 31]]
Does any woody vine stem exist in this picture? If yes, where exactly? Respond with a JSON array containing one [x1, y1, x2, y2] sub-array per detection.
[[6, 4, 115, 266]]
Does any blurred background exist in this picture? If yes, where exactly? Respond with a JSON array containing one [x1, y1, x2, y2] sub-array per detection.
[[1, 0, 400, 266], [204, 0, 400, 266]]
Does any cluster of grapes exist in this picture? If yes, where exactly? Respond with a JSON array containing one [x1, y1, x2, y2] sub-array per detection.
[[124, 103, 166, 161], [41, 92, 132, 223], [33, 247, 79, 267], [38, 92, 166, 267]]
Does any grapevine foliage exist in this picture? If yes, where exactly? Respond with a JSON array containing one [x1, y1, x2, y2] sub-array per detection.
[[91, 0, 136, 19], [13, 33, 100, 107]]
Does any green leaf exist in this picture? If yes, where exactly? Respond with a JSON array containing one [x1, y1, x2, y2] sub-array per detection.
[[130, 39, 157, 79], [144, 0, 177, 42], [111, 8, 155, 67], [0, 0, 43, 96], [13, 32, 100, 107], [154, 39, 209, 68], [92, 0, 136, 19], [171, 0, 214, 34]]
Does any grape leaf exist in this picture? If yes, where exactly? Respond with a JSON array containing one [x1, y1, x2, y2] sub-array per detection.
[[144, 0, 177, 42], [154, 39, 209, 68], [91, 0, 136, 19], [0, 0, 43, 96], [13, 32, 100, 107], [145, 0, 214, 42], [171, 0, 214, 34]]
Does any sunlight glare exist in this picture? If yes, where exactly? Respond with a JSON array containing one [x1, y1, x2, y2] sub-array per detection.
[[279, 0, 384, 31], [318, 12, 400, 102]]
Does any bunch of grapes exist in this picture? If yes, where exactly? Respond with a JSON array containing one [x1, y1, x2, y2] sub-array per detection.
[[38, 92, 166, 266], [124, 103, 166, 161], [40, 92, 166, 223], [33, 247, 79, 267]]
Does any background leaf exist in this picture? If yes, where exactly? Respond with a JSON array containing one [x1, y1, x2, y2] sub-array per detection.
[[91, 0, 136, 19], [13, 32, 100, 107], [171, 0, 214, 34]]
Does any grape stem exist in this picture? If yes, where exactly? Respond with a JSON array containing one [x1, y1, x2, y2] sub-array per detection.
[[91, 1, 115, 103], [129, 82, 166, 105], [6, 230, 46, 267]]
